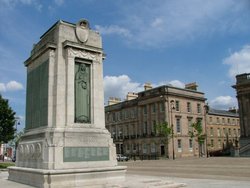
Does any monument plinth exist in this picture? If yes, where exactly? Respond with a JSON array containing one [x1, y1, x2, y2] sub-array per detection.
[[233, 73, 250, 157], [8, 19, 126, 187]]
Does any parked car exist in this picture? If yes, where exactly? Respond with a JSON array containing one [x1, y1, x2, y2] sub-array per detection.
[[116, 154, 129, 161]]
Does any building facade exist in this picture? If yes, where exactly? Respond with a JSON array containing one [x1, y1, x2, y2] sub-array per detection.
[[105, 83, 207, 159], [206, 109, 240, 155]]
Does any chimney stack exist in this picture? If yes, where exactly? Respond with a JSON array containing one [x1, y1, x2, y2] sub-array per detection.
[[144, 83, 153, 91]]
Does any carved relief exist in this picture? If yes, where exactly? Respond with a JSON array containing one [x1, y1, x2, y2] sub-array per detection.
[[76, 19, 90, 43], [17, 143, 43, 164], [68, 47, 101, 62]]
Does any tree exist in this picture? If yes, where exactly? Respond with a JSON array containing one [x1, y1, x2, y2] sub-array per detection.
[[155, 121, 172, 158], [189, 120, 206, 157], [0, 94, 16, 144]]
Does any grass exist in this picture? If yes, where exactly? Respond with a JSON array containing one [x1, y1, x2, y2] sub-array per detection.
[[0, 162, 15, 169]]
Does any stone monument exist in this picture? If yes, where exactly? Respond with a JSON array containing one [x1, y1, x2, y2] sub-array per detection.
[[233, 73, 250, 156], [8, 19, 126, 187]]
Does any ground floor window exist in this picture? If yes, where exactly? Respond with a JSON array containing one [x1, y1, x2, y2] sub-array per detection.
[[177, 139, 182, 152]]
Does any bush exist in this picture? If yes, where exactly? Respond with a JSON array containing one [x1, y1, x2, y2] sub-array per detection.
[[0, 162, 15, 169]]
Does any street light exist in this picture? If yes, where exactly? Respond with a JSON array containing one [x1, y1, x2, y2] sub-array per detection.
[[170, 100, 175, 160], [204, 103, 209, 158], [13, 117, 20, 162]]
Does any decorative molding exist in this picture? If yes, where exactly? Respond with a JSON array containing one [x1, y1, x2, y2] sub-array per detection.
[[18, 143, 43, 162], [68, 47, 101, 62]]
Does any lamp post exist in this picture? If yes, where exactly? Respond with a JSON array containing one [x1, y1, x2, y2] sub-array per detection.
[[14, 117, 20, 161], [204, 103, 209, 158], [170, 100, 175, 160]]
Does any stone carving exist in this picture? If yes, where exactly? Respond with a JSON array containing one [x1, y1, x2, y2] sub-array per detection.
[[17, 143, 43, 164], [76, 19, 89, 43], [68, 47, 101, 62], [75, 63, 90, 123]]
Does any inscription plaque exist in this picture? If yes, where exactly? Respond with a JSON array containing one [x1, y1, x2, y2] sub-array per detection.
[[63, 147, 109, 162]]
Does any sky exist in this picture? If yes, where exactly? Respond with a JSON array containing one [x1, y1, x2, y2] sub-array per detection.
[[0, 0, 250, 131]]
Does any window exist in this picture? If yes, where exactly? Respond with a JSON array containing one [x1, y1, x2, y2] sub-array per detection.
[[197, 103, 201, 114], [125, 109, 130, 119], [175, 101, 180, 111], [188, 118, 193, 133], [131, 108, 135, 118], [228, 128, 231, 136], [151, 103, 156, 113], [152, 120, 156, 134], [119, 111, 123, 120], [210, 127, 214, 136], [143, 106, 147, 115], [112, 113, 116, 122], [223, 128, 227, 136], [217, 128, 221, 137], [189, 139, 193, 150], [187, 102, 191, 113], [125, 125, 129, 136], [216, 117, 220, 124], [211, 139, 214, 147], [218, 139, 221, 148], [160, 102, 165, 112], [151, 143, 156, 153], [143, 121, 147, 134], [177, 139, 182, 152], [222, 118, 225, 124], [176, 118, 181, 133], [209, 117, 212, 123], [233, 129, 237, 137], [126, 144, 130, 151], [227, 118, 230, 124], [143, 143, 147, 154]]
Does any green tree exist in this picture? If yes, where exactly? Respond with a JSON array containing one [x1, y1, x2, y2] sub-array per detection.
[[155, 121, 172, 158], [189, 120, 206, 157], [0, 94, 16, 144]]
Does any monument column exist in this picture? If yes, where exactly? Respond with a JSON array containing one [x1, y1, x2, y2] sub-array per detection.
[[8, 19, 126, 187]]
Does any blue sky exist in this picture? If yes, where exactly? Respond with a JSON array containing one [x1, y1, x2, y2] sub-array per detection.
[[1, 0, 250, 131]]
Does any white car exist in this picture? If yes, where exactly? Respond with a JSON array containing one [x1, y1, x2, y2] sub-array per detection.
[[116, 154, 129, 161]]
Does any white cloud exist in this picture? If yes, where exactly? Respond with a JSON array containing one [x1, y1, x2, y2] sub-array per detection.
[[1, 0, 43, 11], [0, 83, 6, 92], [54, 0, 64, 6], [223, 45, 250, 79], [210, 96, 237, 110], [103, 75, 143, 103], [95, 25, 131, 38], [96, 0, 250, 48], [103, 75, 186, 104], [169, 80, 185, 88], [0, 81, 24, 92]]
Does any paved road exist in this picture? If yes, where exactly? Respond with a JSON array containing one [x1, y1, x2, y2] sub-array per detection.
[[122, 157, 250, 187], [0, 157, 250, 187]]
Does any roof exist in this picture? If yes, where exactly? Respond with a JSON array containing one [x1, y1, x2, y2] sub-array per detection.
[[208, 108, 239, 117]]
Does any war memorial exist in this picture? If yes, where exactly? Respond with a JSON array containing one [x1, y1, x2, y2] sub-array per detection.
[[8, 19, 126, 187]]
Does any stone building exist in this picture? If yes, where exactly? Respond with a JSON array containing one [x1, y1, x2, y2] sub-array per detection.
[[206, 108, 240, 155], [105, 83, 207, 159], [233, 73, 250, 156]]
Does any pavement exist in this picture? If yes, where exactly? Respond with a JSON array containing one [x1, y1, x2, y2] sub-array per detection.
[[0, 157, 250, 187]]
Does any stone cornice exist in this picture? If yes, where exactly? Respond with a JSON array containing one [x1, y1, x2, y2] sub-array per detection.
[[24, 42, 57, 67], [63, 40, 103, 54]]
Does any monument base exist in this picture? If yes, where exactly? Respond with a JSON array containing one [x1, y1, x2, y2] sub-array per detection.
[[240, 137, 250, 157], [8, 166, 126, 188]]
